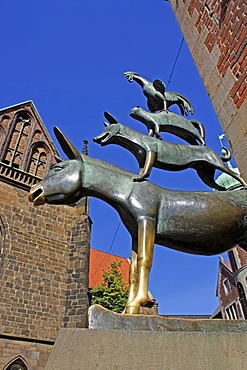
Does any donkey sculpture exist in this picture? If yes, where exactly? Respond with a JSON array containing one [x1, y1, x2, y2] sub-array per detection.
[[94, 113, 247, 190], [130, 106, 205, 145], [29, 127, 247, 314]]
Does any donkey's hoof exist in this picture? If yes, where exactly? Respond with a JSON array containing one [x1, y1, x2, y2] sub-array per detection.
[[125, 306, 140, 315], [133, 176, 146, 182]]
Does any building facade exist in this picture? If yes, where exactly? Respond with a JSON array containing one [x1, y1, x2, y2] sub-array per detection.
[[169, 0, 247, 177], [169, 0, 247, 320], [0, 102, 91, 370], [212, 165, 247, 319], [213, 247, 247, 319]]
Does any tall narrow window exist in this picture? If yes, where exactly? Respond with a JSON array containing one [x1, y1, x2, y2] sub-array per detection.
[[0, 115, 10, 154], [28, 147, 47, 178], [223, 278, 231, 295], [0, 216, 5, 271], [225, 302, 238, 320], [0, 126, 6, 150], [2, 112, 31, 169]]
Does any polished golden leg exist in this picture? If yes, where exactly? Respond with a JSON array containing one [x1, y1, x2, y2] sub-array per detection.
[[123, 248, 138, 314], [125, 218, 156, 314]]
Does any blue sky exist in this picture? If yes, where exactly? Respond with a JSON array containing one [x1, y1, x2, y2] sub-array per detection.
[[1, 0, 232, 315]]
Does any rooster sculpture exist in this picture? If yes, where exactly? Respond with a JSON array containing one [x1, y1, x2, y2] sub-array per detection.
[[124, 71, 194, 116]]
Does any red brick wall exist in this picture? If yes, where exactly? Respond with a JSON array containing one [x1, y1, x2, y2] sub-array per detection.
[[170, 0, 247, 178], [218, 264, 245, 319], [188, 0, 246, 109], [237, 247, 247, 266], [218, 269, 237, 303]]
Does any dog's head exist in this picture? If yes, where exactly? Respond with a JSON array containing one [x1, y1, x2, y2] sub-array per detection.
[[93, 112, 121, 146]]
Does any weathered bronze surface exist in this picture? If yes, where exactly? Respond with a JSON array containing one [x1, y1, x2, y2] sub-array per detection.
[[82, 304, 247, 332], [29, 127, 247, 314], [94, 113, 247, 189], [130, 106, 205, 144], [124, 71, 194, 115]]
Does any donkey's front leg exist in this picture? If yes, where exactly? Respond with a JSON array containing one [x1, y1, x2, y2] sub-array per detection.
[[125, 217, 156, 314]]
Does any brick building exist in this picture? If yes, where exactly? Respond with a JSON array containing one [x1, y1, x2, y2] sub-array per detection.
[[169, 0, 247, 319], [0, 101, 91, 370], [212, 165, 247, 319], [212, 246, 247, 319], [169, 0, 247, 177]]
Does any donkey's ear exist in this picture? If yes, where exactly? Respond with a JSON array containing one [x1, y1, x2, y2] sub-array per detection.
[[104, 111, 118, 125], [54, 127, 82, 161]]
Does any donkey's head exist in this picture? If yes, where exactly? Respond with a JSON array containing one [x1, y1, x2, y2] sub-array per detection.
[[29, 127, 84, 206], [93, 112, 121, 146]]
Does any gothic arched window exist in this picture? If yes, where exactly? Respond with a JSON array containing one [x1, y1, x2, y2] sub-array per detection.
[[28, 146, 47, 178], [4, 356, 28, 370], [0, 216, 5, 271], [2, 112, 31, 169], [7, 362, 27, 370], [0, 126, 6, 153]]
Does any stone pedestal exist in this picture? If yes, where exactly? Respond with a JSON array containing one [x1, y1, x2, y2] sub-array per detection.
[[45, 305, 247, 370], [81, 305, 247, 332]]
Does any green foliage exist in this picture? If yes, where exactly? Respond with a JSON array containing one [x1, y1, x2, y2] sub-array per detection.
[[90, 260, 129, 313]]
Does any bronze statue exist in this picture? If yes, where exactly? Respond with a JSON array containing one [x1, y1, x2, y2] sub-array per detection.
[[94, 113, 247, 189], [29, 127, 247, 314], [130, 106, 205, 144], [124, 71, 194, 115]]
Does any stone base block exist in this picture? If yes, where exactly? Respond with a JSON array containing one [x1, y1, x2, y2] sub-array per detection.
[[81, 304, 247, 332], [45, 328, 247, 370], [45, 306, 247, 369]]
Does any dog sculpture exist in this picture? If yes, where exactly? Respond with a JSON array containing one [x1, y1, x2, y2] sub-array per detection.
[[94, 113, 247, 190], [130, 106, 205, 145], [29, 127, 247, 314]]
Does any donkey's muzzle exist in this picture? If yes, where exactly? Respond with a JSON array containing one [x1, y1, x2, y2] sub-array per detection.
[[28, 184, 46, 206]]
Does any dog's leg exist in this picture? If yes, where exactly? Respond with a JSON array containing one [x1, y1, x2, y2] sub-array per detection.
[[134, 150, 156, 181], [197, 166, 226, 191], [153, 123, 162, 140], [125, 217, 156, 314], [191, 120, 206, 145], [197, 163, 247, 191]]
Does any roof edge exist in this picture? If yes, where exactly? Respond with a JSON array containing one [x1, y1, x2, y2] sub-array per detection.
[[0, 100, 60, 157]]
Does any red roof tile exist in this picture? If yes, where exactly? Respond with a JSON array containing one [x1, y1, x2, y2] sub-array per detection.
[[89, 248, 130, 288]]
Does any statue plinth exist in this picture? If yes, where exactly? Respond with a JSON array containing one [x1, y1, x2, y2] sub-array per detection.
[[45, 306, 247, 369], [81, 305, 247, 332]]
